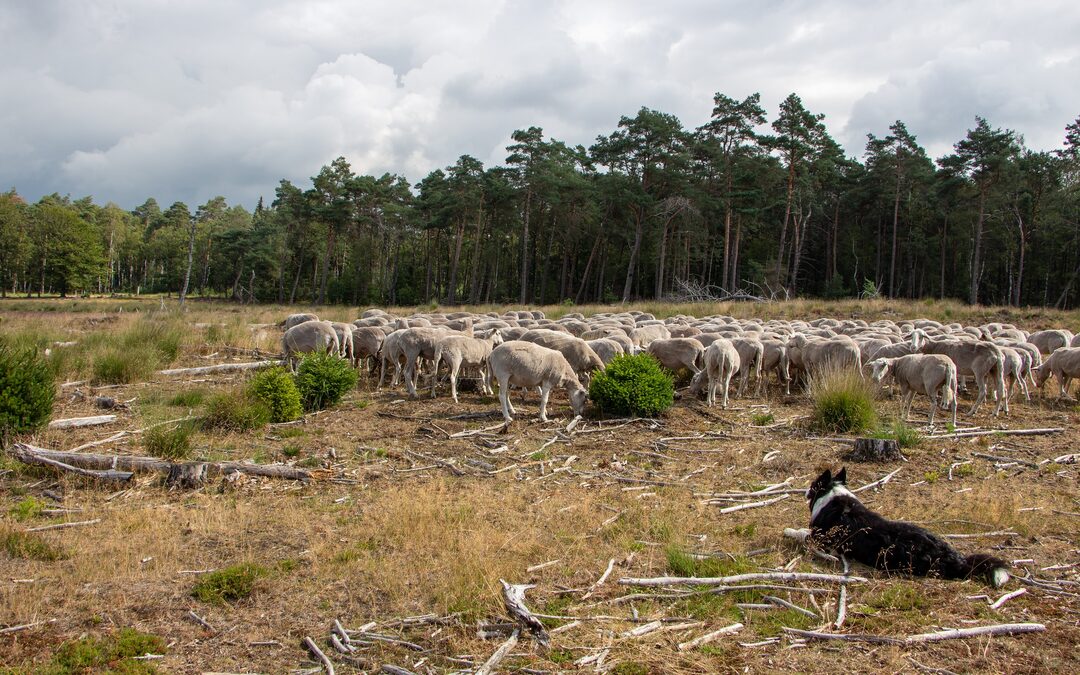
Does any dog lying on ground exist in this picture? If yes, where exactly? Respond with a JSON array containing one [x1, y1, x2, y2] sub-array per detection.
[[806, 467, 1010, 587]]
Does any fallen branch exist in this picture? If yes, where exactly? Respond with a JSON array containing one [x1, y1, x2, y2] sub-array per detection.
[[782, 622, 1045, 645], [10, 443, 311, 483], [186, 610, 214, 632], [302, 636, 335, 675], [989, 588, 1026, 610], [500, 580, 549, 648], [782, 528, 841, 564], [941, 530, 1017, 540], [26, 518, 101, 532], [763, 595, 817, 619], [851, 467, 903, 493], [835, 555, 850, 629], [677, 623, 743, 651], [925, 428, 1063, 440], [475, 629, 518, 675], [157, 360, 279, 376], [0, 619, 55, 635], [712, 494, 790, 513], [15, 451, 133, 483], [48, 415, 117, 430], [972, 452, 1039, 469], [582, 558, 616, 599], [618, 572, 867, 588]]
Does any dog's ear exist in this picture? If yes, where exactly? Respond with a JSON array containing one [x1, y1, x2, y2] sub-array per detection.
[[836, 466, 847, 484]]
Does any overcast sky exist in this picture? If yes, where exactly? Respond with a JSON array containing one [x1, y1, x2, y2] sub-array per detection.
[[2, 0, 1078, 210]]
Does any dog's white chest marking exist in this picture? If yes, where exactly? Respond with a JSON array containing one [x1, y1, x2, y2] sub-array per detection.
[[811, 485, 858, 523]]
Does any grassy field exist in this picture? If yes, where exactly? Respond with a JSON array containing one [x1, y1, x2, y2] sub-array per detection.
[[1, 297, 1078, 674]]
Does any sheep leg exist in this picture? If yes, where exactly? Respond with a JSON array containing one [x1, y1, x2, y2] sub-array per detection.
[[968, 372, 986, 416], [430, 354, 441, 399], [902, 390, 915, 422], [927, 389, 938, 428], [538, 384, 551, 422], [450, 360, 462, 404], [497, 377, 514, 423], [722, 372, 733, 409]]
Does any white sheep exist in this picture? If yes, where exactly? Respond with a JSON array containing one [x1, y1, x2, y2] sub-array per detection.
[[586, 338, 625, 366], [688, 339, 740, 408], [488, 341, 588, 423], [1028, 329, 1073, 355], [869, 354, 958, 428], [919, 339, 1006, 416], [430, 331, 504, 402], [519, 330, 605, 382], [646, 338, 705, 377], [1032, 347, 1080, 399], [282, 320, 340, 371], [284, 313, 319, 330], [730, 337, 764, 398]]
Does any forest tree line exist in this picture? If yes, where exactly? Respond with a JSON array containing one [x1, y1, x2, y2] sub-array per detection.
[[1, 92, 1079, 308]]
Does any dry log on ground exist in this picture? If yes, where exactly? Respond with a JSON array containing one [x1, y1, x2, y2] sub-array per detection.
[[302, 636, 335, 675], [48, 415, 117, 430], [475, 629, 519, 675], [925, 428, 1062, 440], [782, 622, 1045, 645], [10, 443, 311, 483], [677, 623, 744, 651], [157, 360, 279, 377], [500, 580, 549, 648], [619, 572, 867, 587]]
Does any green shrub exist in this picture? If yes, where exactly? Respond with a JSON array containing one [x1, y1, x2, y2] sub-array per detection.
[[202, 392, 270, 432], [248, 367, 303, 423], [2, 529, 67, 561], [10, 496, 46, 521], [49, 627, 165, 674], [588, 353, 674, 417], [294, 352, 358, 411], [191, 563, 268, 604], [143, 421, 196, 460], [808, 367, 878, 434], [751, 411, 775, 425], [0, 340, 56, 437]]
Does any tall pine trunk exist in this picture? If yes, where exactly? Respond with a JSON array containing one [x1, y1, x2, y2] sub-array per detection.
[[179, 218, 197, 306], [622, 206, 645, 303], [969, 190, 987, 304]]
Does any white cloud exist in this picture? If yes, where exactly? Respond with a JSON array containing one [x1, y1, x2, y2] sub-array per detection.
[[1, 0, 1078, 208]]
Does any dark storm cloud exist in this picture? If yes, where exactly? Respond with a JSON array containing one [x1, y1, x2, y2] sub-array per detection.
[[1, 0, 1077, 210]]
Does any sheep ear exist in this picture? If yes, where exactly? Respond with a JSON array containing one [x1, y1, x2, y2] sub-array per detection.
[[836, 467, 847, 484]]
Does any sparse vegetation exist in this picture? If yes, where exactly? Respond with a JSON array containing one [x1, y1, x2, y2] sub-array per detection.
[[142, 420, 196, 460], [807, 367, 878, 434], [751, 411, 775, 425], [294, 351, 358, 411], [168, 389, 207, 407], [2, 529, 67, 561], [191, 563, 269, 604], [202, 391, 271, 432], [871, 419, 922, 448], [10, 496, 45, 521], [0, 339, 55, 436], [43, 627, 165, 674], [589, 353, 674, 417]]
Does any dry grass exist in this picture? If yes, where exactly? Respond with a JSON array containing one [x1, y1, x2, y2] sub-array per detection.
[[2, 298, 1079, 673]]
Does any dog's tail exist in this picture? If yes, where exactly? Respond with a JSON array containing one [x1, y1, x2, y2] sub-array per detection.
[[949, 553, 1010, 588]]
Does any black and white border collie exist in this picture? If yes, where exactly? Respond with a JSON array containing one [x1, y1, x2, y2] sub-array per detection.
[[806, 467, 1010, 588]]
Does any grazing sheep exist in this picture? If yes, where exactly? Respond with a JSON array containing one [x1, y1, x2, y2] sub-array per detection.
[[284, 313, 319, 330], [489, 341, 588, 423], [730, 337, 764, 398], [629, 324, 671, 349], [430, 331, 504, 402], [586, 338, 625, 366], [329, 322, 356, 361], [351, 326, 386, 372], [869, 354, 958, 428], [282, 320, 339, 371], [1028, 329, 1072, 354], [919, 339, 1007, 416], [996, 345, 1032, 402], [647, 338, 705, 377], [1032, 347, 1080, 399], [787, 334, 862, 389], [688, 339, 740, 408], [758, 339, 790, 396], [519, 330, 605, 382], [1072, 334, 1080, 348]]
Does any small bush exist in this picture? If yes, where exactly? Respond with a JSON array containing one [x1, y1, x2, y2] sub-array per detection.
[[588, 353, 674, 417], [751, 411, 775, 425], [294, 352, 358, 411], [0, 340, 56, 436], [192, 563, 268, 604], [248, 367, 303, 423], [10, 496, 46, 521], [807, 367, 878, 434], [50, 627, 165, 673], [202, 392, 271, 432], [2, 529, 67, 561], [143, 421, 196, 460]]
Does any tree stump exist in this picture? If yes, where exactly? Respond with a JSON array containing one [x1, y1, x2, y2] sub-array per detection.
[[845, 438, 902, 462], [165, 462, 209, 489]]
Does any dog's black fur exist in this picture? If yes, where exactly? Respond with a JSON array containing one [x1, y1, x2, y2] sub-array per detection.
[[806, 467, 1009, 587]]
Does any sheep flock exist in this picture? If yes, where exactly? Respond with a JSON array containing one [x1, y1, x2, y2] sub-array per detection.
[[281, 308, 1080, 426]]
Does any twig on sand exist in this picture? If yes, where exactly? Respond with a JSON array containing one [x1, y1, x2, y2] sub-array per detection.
[[677, 623, 744, 651], [302, 636, 336, 675]]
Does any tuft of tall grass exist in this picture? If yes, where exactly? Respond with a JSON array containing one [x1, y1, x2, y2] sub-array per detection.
[[191, 562, 269, 604], [2, 528, 68, 561], [202, 391, 271, 432], [89, 317, 187, 384], [807, 367, 879, 434], [871, 419, 922, 448], [142, 420, 197, 460]]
